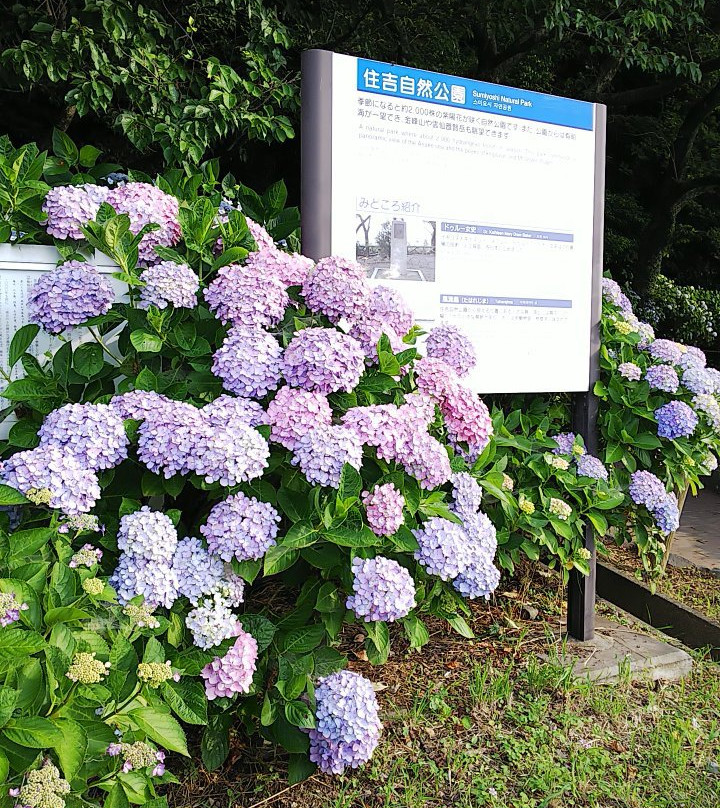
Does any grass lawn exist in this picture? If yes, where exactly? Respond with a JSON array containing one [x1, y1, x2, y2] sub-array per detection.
[[172, 569, 720, 808]]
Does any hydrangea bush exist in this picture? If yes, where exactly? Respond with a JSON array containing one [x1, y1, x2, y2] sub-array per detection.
[[0, 145, 517, 805]]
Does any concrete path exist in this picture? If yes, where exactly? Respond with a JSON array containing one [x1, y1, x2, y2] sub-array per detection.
[[670, 488, 720, 575]]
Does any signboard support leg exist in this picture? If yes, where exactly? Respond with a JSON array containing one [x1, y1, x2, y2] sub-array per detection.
[[568, 391, 598, 641]]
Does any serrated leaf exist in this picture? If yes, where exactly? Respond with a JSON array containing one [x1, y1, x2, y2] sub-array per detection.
[[8, 324, 40, 368], [239, 614, 276, 653], [278, 625, 325, 654], [3, 716, 63, 747], [0, 485, 27, 506], [284, 700, 315, 729], [263, 545, 299, 575], [127, 708, 188, 756], [161, 680, 207, 725], [52, 718, 87, 781]]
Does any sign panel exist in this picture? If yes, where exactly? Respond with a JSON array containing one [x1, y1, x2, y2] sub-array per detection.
[[301, 51, 605, 393]]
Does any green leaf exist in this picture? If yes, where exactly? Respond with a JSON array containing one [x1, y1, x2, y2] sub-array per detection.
[[278, 625, 325, 654], [0, 749, 8, 786], [130, 330, 163, 353], [52, 129, 79, 165], [104, 784, 130, 808], [261, 693, 276, 726], [8, 324, 40, 368], [263, 545, 299, 576], [0, 629, 45, 672], [365, 621, 390, 665], [52, 718, 87, 781], [447, 615, 475, 639], [238, 614, 276, 653], [403, 614, 429, 649], [280, 521, 317, 549], [0, 485, 27, 506], [0, 690, 18, 728], [201, 714, 232, 771], [323, 525, 378, 548], [78, 145, 101, 168], [314, 582, 340, 613], [161, 680, 207, 725], [73, 343, 104, 377], [288, 753, 316, 784], [391, 525, 419, 552], [587, 511, 608, 536], [284, 700, 315, 729], [3, 716, 63, 747], [8, 528, 54, 564], [44, 607, 91, 627], [337, 463, 362, 503], [127, 708, 189, 756], [312, 646, 346, 677]]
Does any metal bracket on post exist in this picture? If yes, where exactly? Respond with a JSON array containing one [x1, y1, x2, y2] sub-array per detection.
[[566, 102, 606, 642]]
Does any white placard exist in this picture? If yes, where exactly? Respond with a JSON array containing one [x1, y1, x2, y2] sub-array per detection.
[[303, 52, 604, 393]]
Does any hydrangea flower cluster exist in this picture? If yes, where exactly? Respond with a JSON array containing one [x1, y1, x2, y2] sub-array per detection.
[[38, 403, 128, 471], [66, 652, 110, 684], [551, 432, 580, 455], [619, 362, 642, 381], [302, 256, 370, 323], [292, 425, 363, 488], [8, 762, 70, 808], [202, 394, 266, 428], [309, 671, 382, 774], [363, 285, 414, 337], [201, 492, 280, 562], [413, 516, 471, 580], [137, 660, 179, 687], [212, 327, 283, 398], [107, 742, 166, 776], [244, 248, 314, 287], [647, 339, 683, 365], [69, 544, 102, 568], [138, 261, 199, 309], [681, 366, 714, 395], [602, 278, 632, 312], [28, 261, 115, 334], [110, 553, 178, 609], [282, 327, 365, 394], [185, 588, 241, 649], [362, 483, 405, 536], [346, 556, 416, 622], [0, 447, 101, 515], [201, 625, 258, 699], [172, 537, 225, 604], [122, 602, 159, 629], [43, 183, 109, 239], [450, 472, 483, 522], [653, 493, 680, 535], [192, 420, 270, 486], [204, 264, 289, 327], [0, 592, 27, 627], [645, 364, 679, 393], [655, 400, 698, 439], [106, 182, 181, 264], [628, 471, 678, 535], [266, 386, 332, 449], [117, 506, 178, 562], [136, 400, 203, 478], [109, 389, 173, 422], [549, 498, 572, 520], [693, 393, 720, 432], [575, 454, 609, 481], [425, 324, 477, 377], [82, 577, 104, 596]]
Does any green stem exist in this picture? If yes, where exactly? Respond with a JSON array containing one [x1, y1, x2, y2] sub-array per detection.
[[88, 327, 124, 365], [0, 365, 12, 383]]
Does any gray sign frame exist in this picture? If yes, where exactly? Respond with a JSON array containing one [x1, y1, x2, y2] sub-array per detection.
[[301, 48, 606, 640]]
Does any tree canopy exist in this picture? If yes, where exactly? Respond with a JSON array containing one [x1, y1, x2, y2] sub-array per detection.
[[2, 0, 720, 300]]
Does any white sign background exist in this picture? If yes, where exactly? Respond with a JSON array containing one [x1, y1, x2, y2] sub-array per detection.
[[308, 52, 604, 393]]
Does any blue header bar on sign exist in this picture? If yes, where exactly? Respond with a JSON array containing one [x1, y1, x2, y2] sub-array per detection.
[[357, 58, 594, 131]]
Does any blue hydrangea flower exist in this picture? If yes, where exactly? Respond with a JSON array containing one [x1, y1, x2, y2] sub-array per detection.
[[200, 492, 280, 562], [653, 493, 680, 535], [212, 327, 283, 399], [629, 471, 667, 509], [647, 339, 682, 365], [644, 365, 679, 393], [618, 362, 642, 381], [172, 537, 225, 604], [138, 261, 199, 309], [291, 425, 363, 488], [655, 401, 698, 439], [413, 517, 471, 580], [110, 554, 179, 609], [450, 472, 483, 523], [309, 671, 382, 774], [346, 556, 416, 622], [681, 367, 714, 395], [575, 454, 609, 481], [117, 506, 178, 563]]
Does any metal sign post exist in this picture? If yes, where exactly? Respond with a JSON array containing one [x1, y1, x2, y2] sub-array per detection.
[[301, 48, 607, 641]]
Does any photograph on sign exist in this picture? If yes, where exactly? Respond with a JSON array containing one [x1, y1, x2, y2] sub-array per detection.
[[302, 51, 604, 394]]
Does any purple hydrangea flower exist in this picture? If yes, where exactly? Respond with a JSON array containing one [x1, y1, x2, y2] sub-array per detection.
[[346, 556, 416, 622], [109, 390, 173, 421], [415, 357, 458, 402], [106, 182, 181, 264], [655, 401, 698, 439], [309, 671, 382, 774], [453, 547, 500, 600], [363, 285, 414, 337], [681, 367, 714, 395], [200, 492, 280, 562], [110, 554, 179, 609], [43, 183, 109, 239], [212, 327, 283, 399], [362, 483, 405, 536], [602, 278, 632, 312], [118, 506, 178, 562], [38, 403, 128, 470], [282, 328, 365, 394], [301, 256, 370, 323], [413, 516, 471, 580], [441, 385, 493, 461], [266, 386, 332, 449], [204, 264, 289, 328], [201, 395, 266, 428], [348, 320, 404, 362], [244, 248, 314, 287], [619, 362, 642, 381], [28, 261, 114, 334], [678, 350, 706, 372], [172, 537, 225, 604], [425, 324, 476, 378], [645, 365, 679, 393], [653, 493, 680, 535], [138, 261, 199, 309], [450, 472, 483, 522], [292, 425, 363, 488], [136, 401, 203, 478], [201, 625, 258, 699], [0, 447, 100, 514], [629, 471, 667, 509], [705, 367, 720, 394], [0, 592, 27, 627], [247, 218, 275, 251], [693, 394, 720, 432], [647, 339, 683, 365], [192, 421, 270, 486], [575, 454, 609, 481], [551, 432, 578, 455]]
